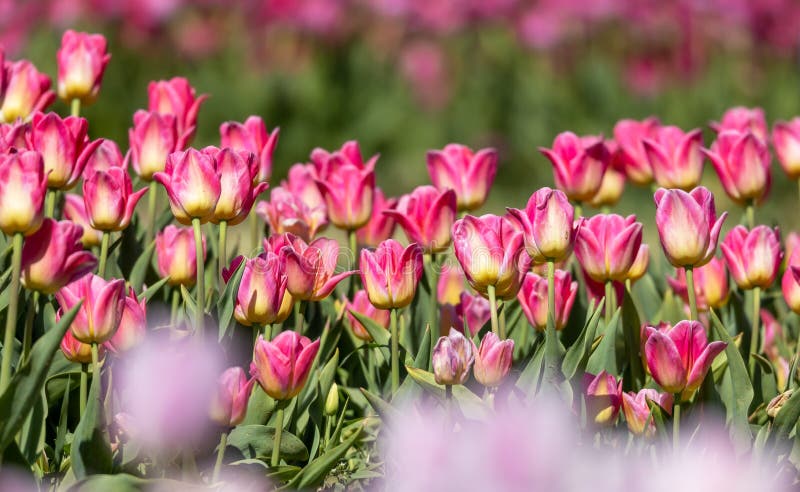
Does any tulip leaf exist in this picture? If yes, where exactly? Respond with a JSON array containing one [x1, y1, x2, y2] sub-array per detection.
[[140, 276, 170, 302], [516, 339, 545, 395], [216, 257, 246, 341], [264, 465, 303, 482], [284, 422, 363, 489], [586, 307, 621, 376], [180, 284, 197, 318], [67, 474, 182, 491], [404, 366, 488, 419], [413, 325, 432, 370], [562, 299, 603, 381], [128, 240, 155, 293], [225, 424, 309, 462], [359, 387, 401, 421], [71, 357, 113, 478], [0, 302, 81, 454], [646, 398, 670, 442], [350, 311, 390, 347], [18, 387, 47, 464], [54, 374, 72, 471], [770, 389, 800, 450], [621, 287, 645, 391]]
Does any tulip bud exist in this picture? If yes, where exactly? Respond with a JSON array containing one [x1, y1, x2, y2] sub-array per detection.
[[251, 331, 320, 400], [584, 371, 623, 426], [772, 119, 800, 180], [385, 185, 456, 253], [204, 146, 267, 225], [154, 148, 221, 224], [55, 274, 126, 344], [721, 225, 782, 290], [432, 328, 475, 386], [129, 110, 179, 181], [642, 126, 704, 190], [622, 389, 673, 436], [83, 167, 148, 232], [507, 187, 578, 264], [61, 329, 102, 364], [223, 253, 293, 326], [27, 112, 101, 190], [219, 116, 279, 184], [345, 290, 391, 341], [473, 332, 513, 388], [667, 257, 729, 311], [210, 367, 255, 427], [356, 188, 397, 248], [56, 30, 110, 104], [587, 166, 626, 208], [315, 160, 375, 230], [711, 106, 768, 142], [281, 234, 355, 301], [426, 144, 498, 211], [360, 239, 423, 309], [540, 132, 610, 202], [612, 117, 661, 185], [148, 77, 207, 146], [0, 150, 47, 236], [21, 219, 97, 294], [517, 270, 578, 331], [156, 225, 206, 287], [704, 130, 771, 205], [104, 288, 147, 354], [324, 382, 339, 417], [0, 60, 55, 123], [574, 214, 643, 282]]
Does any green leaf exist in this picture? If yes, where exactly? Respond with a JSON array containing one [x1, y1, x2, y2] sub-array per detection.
[[225, 424, 309, 462], [585, 308, 621, 375], [128, 240, 155, 293], [140, 276, 170, 302], [770, 389, 800, 451], [216, 257, 246, 341], [621, 286, 645, 391], [67, 474, 181, 492], [405, 366, 488, 419], [350, 311, 390, 347], [646, 398, 670, 442], [180, 285, 197, 318], [516, 340, 545, 395], [359, 387, 401, 421], [284, 423, 363, 489], [54, 373, 72, 470], [71, 359, 112, 478], [18, 387, 47, 464], [562, 299, 603, 381], [413, 325, 432, 370]]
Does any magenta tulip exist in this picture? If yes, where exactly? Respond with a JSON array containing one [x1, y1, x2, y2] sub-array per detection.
[[772, 118, 800, 180], [711, 106, 768, 142], [721, 225, 782, 290], [257, 187, 328, 242], [627, 243, 650, 282], [55, 273, 126, 344], [314, 143, 376, 230], [128, 110, 179, 181], [154, 148, 221, 224], [156, 225, 205, 287], [359, 239, 423, 309], [517, 270, 578, 331], [63, 193, 103, 248], [56, 30, 110, 104], [426, 143, 498, 211], [85, 139, 124, 175], [210, 367, 255, 427], [27, 112, 101, 190], [584, 371, 623, 425], [104, 288, 147, 354], [204, 146, 268, 225], [0, 60, 55, 123], [21, 219, 96, 294], [612, 117, 661, 185], [437, 264, 466, 306], [345, 289, 391, 341], [507, 187, 579, 264], [356, 188, 397, 248], [281, 234, 355, 301], [472, 331, 513, 388], [385, 185, 456, 253], [0, 120, 29, 152], [83, 167, 147, 231], [704, 130, 771, 205], [219, 116, 279, 184], [0, 150, 47, 236], [783, 267, 800, 315], [574, 214, 642, 282], [432, 328, 475, 386], [622, 389, 673, 436], [60, 329, 100, 364], [588, 166, 626, 208], [148, 77, 207, 146], [540, 131, 610, 203], [250, 331, 320, 400], [642, 126, 704, 190], [223, 254, 293, 326]]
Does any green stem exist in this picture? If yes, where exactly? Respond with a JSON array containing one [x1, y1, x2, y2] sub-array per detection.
[[21, 291, 39, 364], [323, 416, 332, 451], [45, 190, 56, 218], [79, 363, 88, 417], [426, 252, 439, 338], [390, 308, 399, 394], [218, 220, 227, 283], [212, 431, 227, 483], [192, 218, 205, 336], [270, 404, 285, 467], [264, 324, 273, 340], [91, 343, 100, 381], [745, 202, 755, 229], [487, 285, 500, 337], [348, 230, 358, 297], [604, 281, 615, 327], [0, 233, 23, 393], [98, 231, 110, 278], [574, 202, 583, 220], [749, 287, 761, 376], [547, 261, 556, 330], [70, 98, 81, 117], [145, 181, 158, 246], [170, 289, 180, 325], [293, 301, 303, 333], [673, 400, 681, 451], [684, 266, 699, 322]]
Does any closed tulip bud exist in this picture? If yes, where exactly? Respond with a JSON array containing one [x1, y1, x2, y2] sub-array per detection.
[[345, 289, 390, 341], [644, 320, 726, 397], [642, 126, 704, 190], [154, 148, 221, 224], [721, 225, 783, 290], [61, 329, 103, 364], [205, 146, 268, 225], [452, 214, 531, 299], [148, 77, 207, 146], [704, 130, 771, 205], [654, 187, 727, 268], [56, 31, 110, 104], [711, 106, 768, 142], [587, 166, 626, 208], [85, 139, 124, 176], [667, 257, 729, 311], [783, 267, 800, 314], [281, 234, 355, 301], [0, 150, 47, 236], [432, 328, 475, 386], [63, 194, 103, 247], [613, 117, 661, 185], [473, 332, 513, 387], [210, 367, 255, 427], [385, 185, 456, 253], [622, 389, 673, 436], [540, 132, 610, 202], [0, 60, 55, 123], [256, 187, 328, 242], [83, 167, 147, 231], [324, 383, 339, 416], [250, 331, 320, 400], [219, 116, 279, 184], [27, 112, 101, 190], [584, 371, 623, 426], [223, 254, 293, 326], [129, 110, 179, 181], [426, 144, 498, 211], [360, 239, 423, 309], [56, 274, 126, 344], [357, 188, 397, 248], [156, 225, 205, 287], [627, 244, 650, 282], [574, 214, 643, 282], [21, 219, 96, 294], [104, 288, 147, 354], [517, 270, 578, 331], [437, 264, 465, 306], [315, 160, 375, 230], [640, 321, 672, 376], [507, 187, 578, 264]]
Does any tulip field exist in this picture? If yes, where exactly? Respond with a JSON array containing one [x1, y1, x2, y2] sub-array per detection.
[[4, 21, 800, 492]]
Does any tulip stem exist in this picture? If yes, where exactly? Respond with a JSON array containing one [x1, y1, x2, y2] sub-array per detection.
[[98, 232, 110, 278], [70, 98, 81, 117], [0, 232, 23, 393], [90, 343, 100, 382], [265, 324, 272, 340], [672, 400, 681, 451], [170, 289, 180, 325], [487, 285, 500, 338], [21, 291, 39, 364], [79, 363, 88, 417], [348, 230, 358, 296], [145, 181, 158, 246], [426, 253, 439, 356], [574, 202, 583, 220], [212, 430, 227, 483], [192, 218, 205, 336], [45, 190, 56, 218], [294, 301, 305, 333], [390, 308, 399, 394], [684, 266, 699, 322], [271, 403, 286, 467], [749, 287, 761, 376], [604, 281, 614, 327], [218, 220, 227, 284], [745, 202, 755, 229]]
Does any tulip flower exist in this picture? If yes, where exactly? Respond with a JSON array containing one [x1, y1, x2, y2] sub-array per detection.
[[587, 166, 626, 208], [85, 139, 124, 175], [223, 254, 293, 326], [437, 264, 465, 306], [55, 274, 126, 344], [426, 143, 498, 211], [441, 291, 491, 337], [56, 30, 110, 104], [772, 118, 800, 180], [644, 320, 726, 398], [385, 185, 456, 253], [786, 232, 800, 265], [205, 146, 268, 225], [517, 270, 578, 331], [61, 329, 103, 364], [128, 110, 179, 181], [257, 188, 327, 242], [761, 309, 782, 361], [0, 120, 29, 152], [148, 77, 207, 146], [640, 321, 672, 376], [311, 140, 378, 179], [0, 150, 47, 236], [281, 234, 355, 301], [654, 187, 727, 268], [63, 194, 103, 248], [285, 163, 328, 212], [356, 188, 397, 248], [20, 219, 96, 294], [612, 117, 661, 185], [219, 116, 279, 184], [704, 130, 771, 205], [584, 371, 623, 426], [782, 267, 800, 314], [711, 106, 768, 142], [27, 112, 101, 190], [154, 148, 221, 225], [314, 155, 375, 230], [472, 332, 513, 388], [360, 239, 423, 309], [627, 244, 650, 282], [210, 367, 255, 427], [574, 214, 642, 282], [667, 257, 729, 311], [156, 225, 205, 287], [83, 167, 147, 231], [432, 328, 475, 386], [721, 226, 782, 290], [507, 187, 578, 264], [104, 288, 147, 354], [622, 389, 673, 436], [250, 331, 320, 401], [540, 132, 610, 203], [345, 289, 390, 341], [642, 126, 704, 190], [0, 60, 55, 123]]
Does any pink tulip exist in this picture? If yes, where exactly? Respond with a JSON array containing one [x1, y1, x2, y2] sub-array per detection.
[[441, 292, 491, 337], [587, 166, 626, 208], [21, 218, 96, 294], [356, 188, 397, 248], [27, 112, 101, 190], [223, 254, 293, 326], [128, 110, 179, 181], [55, 273, 126, 344], [104, 288, 147, 354], [148, 77, 207, 146], [574, 214, 642, 282], [472, 331, 513, 387], [622, 389, 673, 436], [612, 117, 661, 185], [642, 126, 704, 190], [437, 264, 465, 306], [667, 257, 729, 311], [782, 267, 800, 314], [452, 214, 530, 299], [711, 106, 768, 142], [772, 118, 800, 180], [281, 234, 355, 301], [63, 194, 103, 248], [0, 150, 47, 236], [0, 60, 55, 123], [156, 225, 205, 287], [654, 187, 727, 268], [426, 143, 498, 211], [761, 309, 782, 361], [210, 367, 255, 427], [284, 163, 328, 212], [314, 144, 376, 230], [82, 167, 147, 231], [345, 289, 391, 341], [0, 120, 29, 152], [786, 232, 800, 265], [721, 225, 782, 290], [507, 187, 579, 264], [704, 130, 771, 205], [627, 244, 650, 282], [517, 270, 577, 331], [644, 320, 726, 396], [154, 148, 221, 224], [385, 185, 456, 253], [310, 140, 377, 179], [583, 371, 623, 425], [203, 146, 268, 225], [219, 116, 279, 184], [250, 331, 320, 400], [540, 132, 610, 202], [432, 328, 474, 386], [61, 329, 101, 364], [85, 139, 124, 175], [360, 239, 423, 309], [56, 30, 110, 104], [257, 188, 327, 242]]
